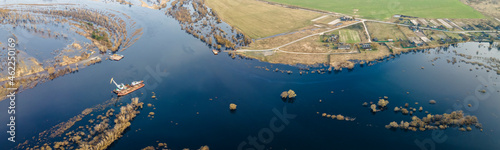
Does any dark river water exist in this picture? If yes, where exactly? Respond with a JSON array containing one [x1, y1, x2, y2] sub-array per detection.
[[1, 1, 500, 150]]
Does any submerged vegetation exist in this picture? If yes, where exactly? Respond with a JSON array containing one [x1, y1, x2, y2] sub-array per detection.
[[288, 90, 297, 98], [0, 4, 143, 101], [429, 100, 437, 104], [360, 96, 484, 132], [319, 112, 356, 121], [230, 103, 237, 110], [0, 5, 143, 53], [91, 29, 107, 41], [280, 89, 297, 99], [364, 96, 390, 113], [167, 0, 251, 50], [142, 144, 209, 150], [2, 1, 498, 149], [17, 97, 144, 150], [385, 110, 483, 132], [77, 97, 144, 149]]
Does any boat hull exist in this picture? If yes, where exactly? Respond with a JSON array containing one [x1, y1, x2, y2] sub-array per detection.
[[113, 81, 145, 96], [110, 55, 124, 61]]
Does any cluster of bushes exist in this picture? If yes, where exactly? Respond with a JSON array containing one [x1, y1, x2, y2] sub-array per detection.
[[280, 89, 297, 99], [363, 96, 389, 113], [386, 110, 482, 132], [91, 29, 108, 41]]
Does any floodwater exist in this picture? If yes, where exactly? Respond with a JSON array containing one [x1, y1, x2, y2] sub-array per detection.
[[1, 0, 500, 150]]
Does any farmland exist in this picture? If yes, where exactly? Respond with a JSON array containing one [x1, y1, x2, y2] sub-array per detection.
[[365, 22, 407, 41], [265, 0, 485, 20], [204, 0, 497, 69], [338, 29, 361, 43], [205, 0, 322, 39]]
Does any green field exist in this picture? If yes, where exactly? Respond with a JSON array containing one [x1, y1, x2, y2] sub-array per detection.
[[338, 29, 361, 43], [265, 0, 484, 20]]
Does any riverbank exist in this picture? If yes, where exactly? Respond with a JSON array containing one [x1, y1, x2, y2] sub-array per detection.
[[201, 0, 499, 70], [2, 1, 500, 150]]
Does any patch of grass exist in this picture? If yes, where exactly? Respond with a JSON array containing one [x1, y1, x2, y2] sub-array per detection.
[[205, 0, 322, 39], [366, 22, 406, 41], [444, 32, 463, 40], [315, 16, 338, 24], [339, 29, 361, 43], [265, 0, 485, 20], [91, 30, 105, 41], [398, 26, 418, 38]]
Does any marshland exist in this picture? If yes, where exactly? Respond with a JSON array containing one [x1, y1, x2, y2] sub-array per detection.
[[0, 0, 500, 150]]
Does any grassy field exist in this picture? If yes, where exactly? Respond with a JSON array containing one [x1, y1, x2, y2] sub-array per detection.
[[265, 0, 485, 20], [339, 29, 361, 43], [205, 0, 322, 39], [315, 15, 338, 24], [366, 22, 407, 41]]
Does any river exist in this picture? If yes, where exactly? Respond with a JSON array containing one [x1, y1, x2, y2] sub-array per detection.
[[0, 0, 500, 150]]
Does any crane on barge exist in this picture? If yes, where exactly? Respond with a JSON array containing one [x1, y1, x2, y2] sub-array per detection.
[[110, 78, 125, 90], [110, 78, 145, 96]]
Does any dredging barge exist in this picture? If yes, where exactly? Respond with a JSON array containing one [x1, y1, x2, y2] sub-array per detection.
[[212, 49, 219, 55], [110, 78, 144, 96], [109, 54, 124, 61]]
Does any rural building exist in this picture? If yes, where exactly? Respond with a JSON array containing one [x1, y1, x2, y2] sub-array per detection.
[[361, 43, 371, 49], [340, 16, 353, 21], [338, 44, 351, 50], [327, 35, 338, 42], [398, 15, 417, 18]]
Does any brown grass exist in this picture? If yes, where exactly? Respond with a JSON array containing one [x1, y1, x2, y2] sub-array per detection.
[[329, 45, 391, 64], [245, 26, 328, 49], [314, 16, 339, 25], [398, 26, 418, 38], [280, 35, 331, 53], [365, 22, 407, 41], [205, 0, 322, 39], [460, 0, 500, 18]]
